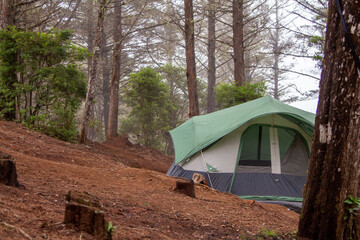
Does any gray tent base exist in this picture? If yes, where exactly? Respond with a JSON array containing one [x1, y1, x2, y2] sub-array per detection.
[[257, 200, 302, 213], [167, 163, 305, 212], [167, 163, 233, 192]]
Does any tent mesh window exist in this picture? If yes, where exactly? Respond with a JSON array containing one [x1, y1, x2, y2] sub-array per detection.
[[278, 128, 309, 176], [238, 125, 271, 166], [237, 125, 309, 176]]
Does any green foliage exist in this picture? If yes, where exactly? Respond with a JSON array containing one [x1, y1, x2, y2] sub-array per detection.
[[122, 67, 174, 148], [215, 82, 266, 109], [157, 63, 187, 126], [344, 195, 360, 220], [44, 104, 79, 142], [308, 35, 325, 66], [256, 227, 278, 239], [119, 116, 137, 134], [157, 63, 208, 120], [0, 27, 87, 141], [105, 221, 117, 239], [307, 7, 327, 68], [260, 229, 277, 237]]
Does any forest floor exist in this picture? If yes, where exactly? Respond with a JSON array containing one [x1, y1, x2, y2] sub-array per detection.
[[0, 120, 299, 239]]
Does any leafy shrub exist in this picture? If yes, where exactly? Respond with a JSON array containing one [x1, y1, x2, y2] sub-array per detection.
[[122, 67, 174, 148], [215, 81, 266, 109], [0, 27, 87, 141]]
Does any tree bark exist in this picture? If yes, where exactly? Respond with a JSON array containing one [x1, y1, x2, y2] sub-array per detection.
[[101, 32, 110, 136], [79, 0, 107, 144], [86, 1, 95, 75], [298, 0, 360, 239], [107, 0, 122, 138], [232, 0, 245, 86], [273, 0, 280, 100], [0, 0, 15, 29], [184, 0, 199, 118], [207, 0, 216, 113]]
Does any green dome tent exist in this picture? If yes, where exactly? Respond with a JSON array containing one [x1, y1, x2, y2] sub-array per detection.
[[167, 96, 316, 206]]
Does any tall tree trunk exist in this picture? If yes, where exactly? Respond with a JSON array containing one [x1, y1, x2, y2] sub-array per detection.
[[184, 0, 199, 118], [232, 0, 245, 86], [107, 0, 122, 138], [164, 2, 176, 62], [101, 32, 110, 136], [243, 7, 251, 82], [0, 0, 15, 29], [298, 0, 360, 239], [83, 0, 95, 142], [88, 105, 97, 141], [207, 0, 216, 113], [79, 0, 107, 144], [273, 0, 280, 100], [86, 1, 95, 75]]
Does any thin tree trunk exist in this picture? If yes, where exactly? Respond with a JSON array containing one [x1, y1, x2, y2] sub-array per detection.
[[298, 0, 360, 239], [79, 0, 107, 144], [107, 0, 122, 138], [207, 0, 216, 113], [86, 1, 95, 75], [184, 0, 199, 118], [232, 0, 245, 86], [88, 105, 96, 141], [273, 0, 279, 100], [101, 32, 110, 135], [164, 3, 176, 62], [62, 0, 82, 29]]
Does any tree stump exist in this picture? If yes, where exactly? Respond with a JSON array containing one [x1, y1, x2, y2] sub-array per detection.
[[64, 191, 108, 239], [174, 178, 195, 198], [0, 151, 19, 187]]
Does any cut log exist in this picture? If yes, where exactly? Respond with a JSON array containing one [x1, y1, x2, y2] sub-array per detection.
[[192, 173, 208, 186], [0, 152, 19, 187], [174, 178, 195, 198], [64, 191, 108, 239]]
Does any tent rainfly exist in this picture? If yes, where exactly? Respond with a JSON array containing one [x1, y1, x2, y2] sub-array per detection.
[[167, 96, 315, 204]]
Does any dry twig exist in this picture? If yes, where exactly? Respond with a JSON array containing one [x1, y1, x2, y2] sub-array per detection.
[[0, 221, 32, 239]]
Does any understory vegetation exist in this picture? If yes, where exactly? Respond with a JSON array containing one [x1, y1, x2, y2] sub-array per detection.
[[0, 28, 87, 142]]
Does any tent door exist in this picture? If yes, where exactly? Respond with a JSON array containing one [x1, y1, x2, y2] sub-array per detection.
[[232, 125, 281, 177]]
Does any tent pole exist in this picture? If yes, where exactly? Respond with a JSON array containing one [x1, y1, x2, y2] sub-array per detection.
[[200, 150, 214, 188], [229, 139, 243, 193]]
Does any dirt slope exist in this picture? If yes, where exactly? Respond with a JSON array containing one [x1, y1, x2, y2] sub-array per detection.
[[0, 120, 299, 239]]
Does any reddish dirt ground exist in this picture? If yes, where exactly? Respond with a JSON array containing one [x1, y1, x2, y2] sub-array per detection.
[[0, 120, 299, 239]]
